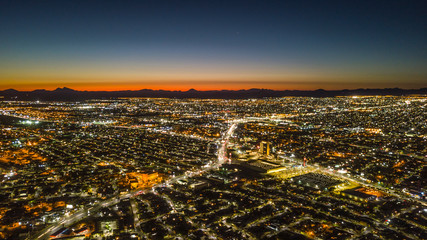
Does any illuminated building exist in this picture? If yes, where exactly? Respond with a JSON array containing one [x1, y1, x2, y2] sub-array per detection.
[[259, 141, 270, 156]]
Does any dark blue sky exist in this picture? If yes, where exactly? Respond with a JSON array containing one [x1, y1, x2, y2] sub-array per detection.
[[1, 0, 426, 90]]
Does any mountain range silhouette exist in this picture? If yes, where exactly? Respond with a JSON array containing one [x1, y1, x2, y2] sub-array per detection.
[[0, 87, 426, 101]]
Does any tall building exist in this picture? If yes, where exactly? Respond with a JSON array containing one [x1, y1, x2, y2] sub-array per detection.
[[259, 141, 270, 156]]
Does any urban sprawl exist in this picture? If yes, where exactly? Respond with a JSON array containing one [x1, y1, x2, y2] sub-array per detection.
[[0, 96, 426, 240]]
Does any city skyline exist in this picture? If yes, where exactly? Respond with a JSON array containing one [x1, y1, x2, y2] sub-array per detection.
[[1, 0, 426, 91]]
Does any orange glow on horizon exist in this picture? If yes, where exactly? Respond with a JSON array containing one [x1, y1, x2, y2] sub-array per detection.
[[1, 74, 425, 92], [2, 61, 425, 91], [0, 79, 333, 91], [0, 86, 309, 92], [0, 83, 341, 92]]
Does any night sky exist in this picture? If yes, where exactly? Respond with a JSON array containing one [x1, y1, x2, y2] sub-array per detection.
[[1, 0, 426, 91]]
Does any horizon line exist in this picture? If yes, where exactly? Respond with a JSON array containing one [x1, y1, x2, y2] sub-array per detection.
[[2, 86, 427, 92]]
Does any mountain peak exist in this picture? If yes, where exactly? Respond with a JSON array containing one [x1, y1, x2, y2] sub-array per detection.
[[3, 88, 19, 93], [54, 87, 76, 92]]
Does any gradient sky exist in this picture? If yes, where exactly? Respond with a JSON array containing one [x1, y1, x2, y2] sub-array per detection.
[[0, 0, 426, 91]]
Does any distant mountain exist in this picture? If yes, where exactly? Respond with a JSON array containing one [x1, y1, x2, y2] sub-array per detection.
[[54, 87, 77, 92], [0, 87, 426, 101]]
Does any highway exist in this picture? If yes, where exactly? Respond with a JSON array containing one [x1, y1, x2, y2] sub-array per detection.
[[216, 121, 239, 166]]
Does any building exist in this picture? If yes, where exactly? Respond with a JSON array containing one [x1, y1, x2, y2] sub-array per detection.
[[259, 141, 270, 156], [340, 187, 379, 202], [290, 173, 343, 191], [242, 160, 287, 174]]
